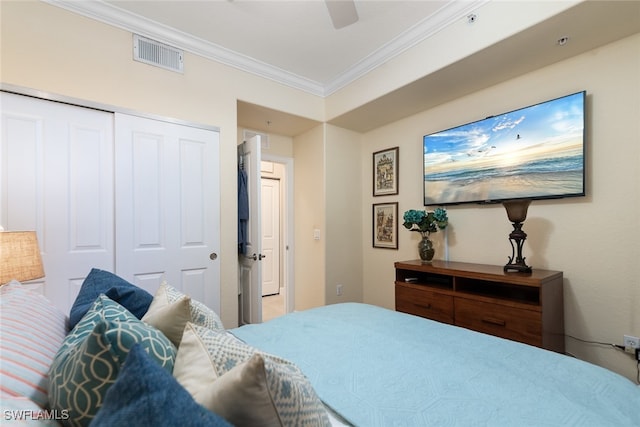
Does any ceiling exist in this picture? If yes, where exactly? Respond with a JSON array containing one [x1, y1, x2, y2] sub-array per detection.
[[50, 0, 640, 136], [99, 0, 482, 95]]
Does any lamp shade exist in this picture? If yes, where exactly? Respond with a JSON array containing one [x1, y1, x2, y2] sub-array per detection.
[[0, 231, 45, 284], [502, 199, 531, 223]]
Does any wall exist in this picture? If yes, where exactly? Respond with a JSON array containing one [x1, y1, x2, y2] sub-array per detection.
[[0, 1, 325, 328], [293, 125, 327, 310], [325, 125, 364, 304], [361, 33, 640, 381]]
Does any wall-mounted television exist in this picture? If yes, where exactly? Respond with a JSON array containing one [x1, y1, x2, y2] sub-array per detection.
[[423, 91, 586, 206]]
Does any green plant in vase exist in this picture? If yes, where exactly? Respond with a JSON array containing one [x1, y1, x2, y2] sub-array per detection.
[[402, 208, 448, 261]]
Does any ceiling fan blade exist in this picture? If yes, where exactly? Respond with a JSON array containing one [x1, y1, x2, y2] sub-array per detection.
[[325, 0, 359, 29]]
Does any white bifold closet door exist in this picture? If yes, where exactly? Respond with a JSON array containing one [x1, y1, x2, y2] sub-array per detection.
[[0, 92, 220, 314], [114, 112, 220, 313], [1, 92, 115, 312]]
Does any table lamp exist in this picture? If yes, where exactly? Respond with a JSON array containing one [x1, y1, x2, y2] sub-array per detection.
[[0, 231, 45, 284], [502, 200, 532, 273]]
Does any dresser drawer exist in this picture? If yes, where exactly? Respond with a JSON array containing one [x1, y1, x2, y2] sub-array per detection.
[[454, 298, 542, 347], [395, 284, 454, 324]]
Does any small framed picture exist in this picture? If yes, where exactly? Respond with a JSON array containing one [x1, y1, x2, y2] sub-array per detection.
[[373, 202, 398, 249], [373, 147, 399, 196]]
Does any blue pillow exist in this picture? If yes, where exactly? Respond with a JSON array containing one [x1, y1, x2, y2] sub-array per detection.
[[49, 295, 176, 426], [91, 344, 232, 427], [69, 268, 153, 329]]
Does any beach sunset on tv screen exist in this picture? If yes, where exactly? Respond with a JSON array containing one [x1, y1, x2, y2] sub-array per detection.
[[423, 91, 585, 206]]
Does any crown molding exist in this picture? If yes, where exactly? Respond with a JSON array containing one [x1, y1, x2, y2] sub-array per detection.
[[44, 0, 485, 98], [324, 0, 487, 96], [44, 0, 326, 95]]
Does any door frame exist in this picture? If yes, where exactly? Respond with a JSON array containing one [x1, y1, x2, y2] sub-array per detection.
[[262, 153, 295, 315]]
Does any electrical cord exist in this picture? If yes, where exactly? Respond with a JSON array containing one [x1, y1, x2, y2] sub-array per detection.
[[567, 334, 640, 384], [566, 334, 620, 349]]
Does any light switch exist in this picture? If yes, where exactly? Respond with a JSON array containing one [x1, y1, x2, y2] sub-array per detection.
[[313, 229, 321, 240]]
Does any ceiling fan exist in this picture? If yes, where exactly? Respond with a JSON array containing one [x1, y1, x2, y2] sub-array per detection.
[[325, 0, 359, 29]]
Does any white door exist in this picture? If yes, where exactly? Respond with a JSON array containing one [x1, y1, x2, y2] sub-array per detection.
[[261, 177, 280, 296], [1, 92, 114, 312], [239, 135, 263, 323], [115, 113, 221, 313]]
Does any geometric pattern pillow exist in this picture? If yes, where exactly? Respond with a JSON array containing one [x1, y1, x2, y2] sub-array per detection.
[[173, 323, 330, 427], [160, 281, 225, 331], [68, 268, 153, 330], [0, 281, 69, 409], [91, 344, 232, 427], [48, 295, 176, 427]]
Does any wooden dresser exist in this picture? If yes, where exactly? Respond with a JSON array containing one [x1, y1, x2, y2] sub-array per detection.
[[395, 260, 564, 353]]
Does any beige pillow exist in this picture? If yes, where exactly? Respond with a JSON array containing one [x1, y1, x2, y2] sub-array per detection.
[[156, 281, 225, 330], [173, 323, 330, 427], [203, 354, 283, 426], [142, 291, 191, 347]]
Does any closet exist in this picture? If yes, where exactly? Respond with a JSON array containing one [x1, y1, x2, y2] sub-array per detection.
[[1, 92, 220, 314]]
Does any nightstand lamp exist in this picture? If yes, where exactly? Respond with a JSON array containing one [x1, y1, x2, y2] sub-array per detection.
[[0, 231, 45, 285]]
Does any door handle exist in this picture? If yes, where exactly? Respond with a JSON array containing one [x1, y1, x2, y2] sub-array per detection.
[[209, 252, 217, 260]]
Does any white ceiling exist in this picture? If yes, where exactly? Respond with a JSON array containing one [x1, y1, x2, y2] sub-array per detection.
[[95, 0, 482, 95], [48, 0, 640, 136]]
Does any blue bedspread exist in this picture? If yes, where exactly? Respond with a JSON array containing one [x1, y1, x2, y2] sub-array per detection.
[[231, 303, 640, 427]]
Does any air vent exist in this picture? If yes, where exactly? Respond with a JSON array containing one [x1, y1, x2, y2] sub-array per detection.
[[133, 34, 183, 73]]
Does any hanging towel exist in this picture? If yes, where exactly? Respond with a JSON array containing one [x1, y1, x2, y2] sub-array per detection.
[[238, 166, 249, 254]]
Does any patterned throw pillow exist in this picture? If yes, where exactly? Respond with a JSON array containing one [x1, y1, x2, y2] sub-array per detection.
[[173, 323, 330, 427], [0, 281, 68, 409], [68, 268, 153, 330], [156, 281, 225, 331], [48, 294, 176, 427], [91, 344, 231, 427]]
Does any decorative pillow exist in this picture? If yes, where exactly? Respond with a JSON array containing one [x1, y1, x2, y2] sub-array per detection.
[[173, 323, 330, 427], [148, 281, 224, 332], [68, 268, 153, 330], [0, 281, 68, 408], [91, 344, 231, 427], [48, 294, 176, 427], [142, 291, 191, 347]]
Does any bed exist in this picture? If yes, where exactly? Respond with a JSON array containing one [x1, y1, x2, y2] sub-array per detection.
[[2, 273, 639, 427], [231, 302, 640, 427]]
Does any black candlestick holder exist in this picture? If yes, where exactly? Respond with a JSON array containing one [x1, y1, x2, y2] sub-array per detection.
[[502, 199, 532, 273]]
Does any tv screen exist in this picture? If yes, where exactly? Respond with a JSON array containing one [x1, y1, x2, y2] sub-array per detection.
[[423, 91, 586, 206]]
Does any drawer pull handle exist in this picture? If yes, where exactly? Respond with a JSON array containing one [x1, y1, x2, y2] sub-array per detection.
[[416, 303, 432, 310], [482, 317, 506, 327]]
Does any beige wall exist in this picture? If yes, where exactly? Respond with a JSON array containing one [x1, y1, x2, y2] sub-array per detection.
[[325, 125, 363, 304], [0, 1, 324, 328], [293, 125, 326, 310], [361, 33, 640, 381]]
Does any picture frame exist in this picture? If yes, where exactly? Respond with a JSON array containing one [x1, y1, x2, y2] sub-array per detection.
[[373, 147, 399, 196], [372, 202, 398, 249]]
